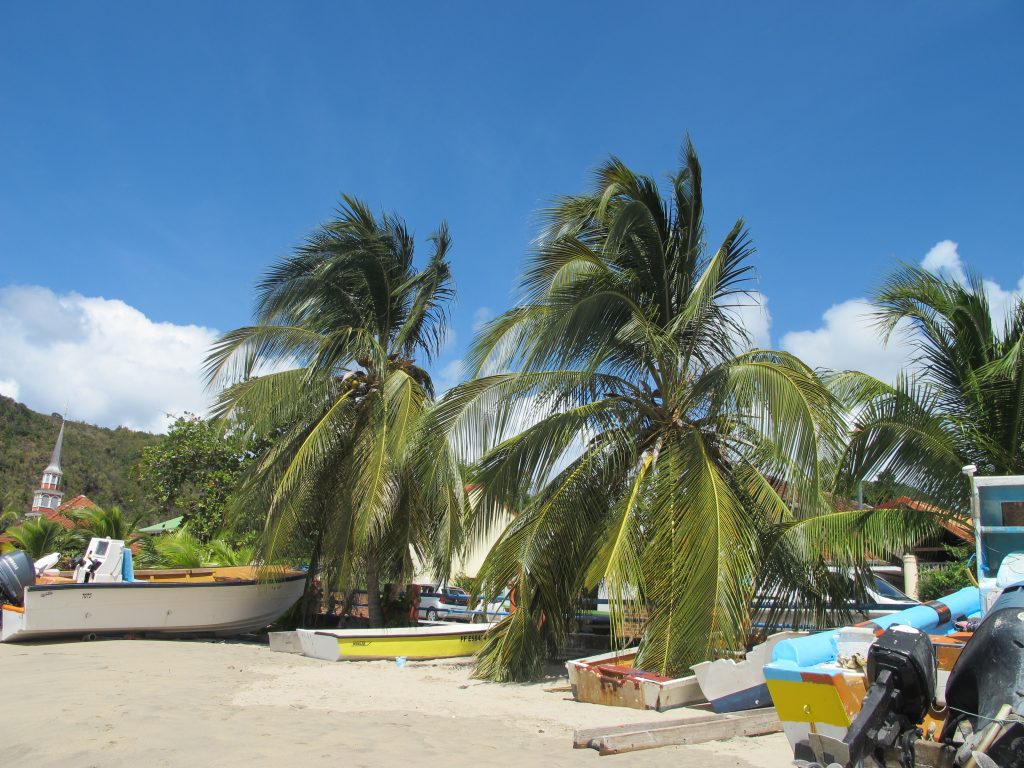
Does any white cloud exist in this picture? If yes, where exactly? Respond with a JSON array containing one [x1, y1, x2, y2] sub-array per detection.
[[434, 358, 465, 394], [0, 286, 219, 433], [0, 378, 20, 400], [984, 276, 1024, 332], [472, 306, 494, 331], [921, 239, 966, 284], [732, 291, 772, 350], [781, 299, 915, 383], [918, 239, 1023, 332], [780, 239, 1024, 381]]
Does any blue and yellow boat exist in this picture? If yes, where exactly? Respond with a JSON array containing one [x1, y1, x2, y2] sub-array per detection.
[[763, 469, 1024, 764]]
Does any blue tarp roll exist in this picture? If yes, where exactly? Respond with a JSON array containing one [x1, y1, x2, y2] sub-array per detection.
[[770, 586, 980, 668], [121, 547, 134, 582]]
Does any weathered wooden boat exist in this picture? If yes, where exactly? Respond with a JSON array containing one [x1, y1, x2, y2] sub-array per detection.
[[0, 537, 305, 642], [566, 632, 801, 713], [296, 622, 492, 661], [566, 648, 705, 712], [762, 469, 1024, 767]]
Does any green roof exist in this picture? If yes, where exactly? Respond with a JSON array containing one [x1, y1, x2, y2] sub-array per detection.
[[139, 516, 183, 534]]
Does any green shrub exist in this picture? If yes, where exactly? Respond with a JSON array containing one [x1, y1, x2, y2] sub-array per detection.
[[918, 560, 974, 602]]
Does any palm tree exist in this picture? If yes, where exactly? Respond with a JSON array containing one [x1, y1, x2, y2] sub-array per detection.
[[5, 517, 80, 561], [434, 140, 930, 681], [205, 197, 467, 626], [134, 528, 256, 568], [0, 507, 19, 533], [73, 505, 145, 544], [835, 265, 1024, 513], [142, 528, 208, 568]]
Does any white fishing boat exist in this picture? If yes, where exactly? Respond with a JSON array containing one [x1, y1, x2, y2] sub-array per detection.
[[690, 631, 803, 712], [0, 537, 305, 642]]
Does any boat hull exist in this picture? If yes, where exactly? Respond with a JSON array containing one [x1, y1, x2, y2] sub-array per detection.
[[565, 649, 705, 712], [0, 573, 305, 642], [297, 624, 491, 661], [691, 631, 803, 713]]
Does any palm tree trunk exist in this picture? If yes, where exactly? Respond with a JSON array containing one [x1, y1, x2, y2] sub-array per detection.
[[301, 527, 324, 626], [366, 559, 384, 628]]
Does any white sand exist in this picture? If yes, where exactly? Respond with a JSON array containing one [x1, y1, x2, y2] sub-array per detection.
[[0, 639, 791, 767]]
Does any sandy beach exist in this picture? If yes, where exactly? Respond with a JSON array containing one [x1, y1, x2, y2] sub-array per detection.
[[0, 638, 790, 768]]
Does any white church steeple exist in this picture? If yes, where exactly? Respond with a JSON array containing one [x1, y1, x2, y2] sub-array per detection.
[[30, 419, 65, 516]]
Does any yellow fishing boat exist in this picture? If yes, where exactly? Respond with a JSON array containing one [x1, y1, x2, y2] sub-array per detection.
[[296, 623, 492, 661]]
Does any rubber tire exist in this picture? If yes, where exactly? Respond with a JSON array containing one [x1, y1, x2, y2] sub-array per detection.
[[425, 608, 438, 621], [470, 613, 484, 624]]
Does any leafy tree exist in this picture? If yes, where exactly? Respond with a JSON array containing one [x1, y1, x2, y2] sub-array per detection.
[[0, 399, 159, 513], [134, 414, 253, 543], [860, 467, 909, 507], [835, 265, 1024, 514], [205, 197, 467, 627], [918, 546, 975, 601], [435, 140, 931, 680]]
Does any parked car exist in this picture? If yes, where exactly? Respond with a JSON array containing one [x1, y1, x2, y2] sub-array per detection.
[[440, 586, 470, 606], [468, 591, 513, 623], [751, 573, 919, 630], [416, 584, 472, 621]]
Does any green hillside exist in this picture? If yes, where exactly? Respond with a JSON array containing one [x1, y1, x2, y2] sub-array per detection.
[[0, 396, 162, 516]]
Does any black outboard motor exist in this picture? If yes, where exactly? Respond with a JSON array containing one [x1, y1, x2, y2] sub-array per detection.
[[796, 625, 936, 768], [0, 550, 35, 606], [941, 584, 1024, 767]]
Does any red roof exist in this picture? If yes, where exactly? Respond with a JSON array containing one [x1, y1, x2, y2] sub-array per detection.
[[33, 495, 101, 530], [874, 495, 972, 543], [57, 495, 99, 512], [39, 509, 76, 530]]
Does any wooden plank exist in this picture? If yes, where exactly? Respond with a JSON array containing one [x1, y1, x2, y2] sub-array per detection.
[[575, 709, 782, 755], [572, 712, 724, 747]]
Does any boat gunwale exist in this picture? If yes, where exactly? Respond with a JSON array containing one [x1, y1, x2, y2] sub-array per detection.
[[308, 625, 492, 642], [20, 571, 306, 592]]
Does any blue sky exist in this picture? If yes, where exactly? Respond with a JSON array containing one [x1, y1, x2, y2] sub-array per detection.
[[1, 3, 1022, 431]]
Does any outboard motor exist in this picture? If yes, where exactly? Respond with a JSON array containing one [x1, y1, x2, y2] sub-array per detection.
[[0, 550, 36, 606], [941, 584, 1024, 767], [796, 625, 936, 768]]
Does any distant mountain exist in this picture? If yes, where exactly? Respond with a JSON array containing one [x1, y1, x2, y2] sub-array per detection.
[[0, 396, 162, 515]]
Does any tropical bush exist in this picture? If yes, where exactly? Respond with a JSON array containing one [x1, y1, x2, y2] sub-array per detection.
[[918, 550, 975, 602], [135, 528, 256, 569], [5, 516, 83, 562]]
